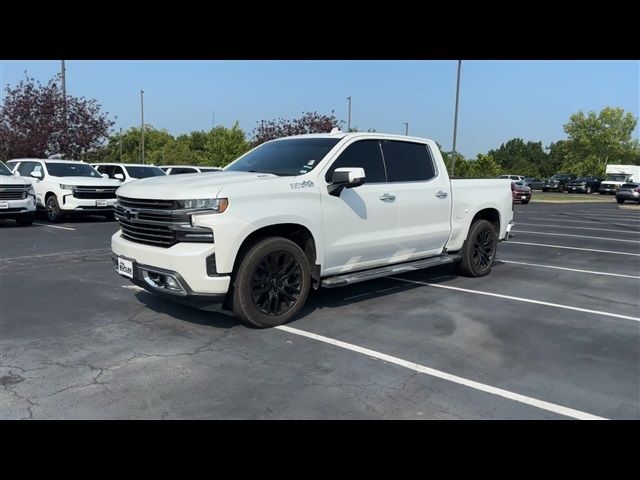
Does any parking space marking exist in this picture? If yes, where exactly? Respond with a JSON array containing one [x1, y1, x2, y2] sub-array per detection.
[[514, 222, 640, 235], [549, 214, 640, 222], [33, 222, 76, 231], [275, 325, 606, 420], [523, 217, 639, 228], [122, 285, 144, 291], [498, 260, 640, 279], [389, 277, 640, 322], [505, 241, 640, 257], [0, 248, 109, 262], [513, 230, 640, 244]]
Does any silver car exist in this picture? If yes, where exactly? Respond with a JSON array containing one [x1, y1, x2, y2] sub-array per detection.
[[615, 183, 640, 204]]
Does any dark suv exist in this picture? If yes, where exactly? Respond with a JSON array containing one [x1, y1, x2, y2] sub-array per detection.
[[567, 176, 603, 194], [542, 173, 577, 192]]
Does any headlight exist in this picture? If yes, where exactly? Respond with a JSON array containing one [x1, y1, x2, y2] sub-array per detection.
[[179, 198, 228, 213], [59, 184, 75, 190]]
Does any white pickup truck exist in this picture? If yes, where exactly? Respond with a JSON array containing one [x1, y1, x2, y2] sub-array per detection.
[[112, 132, 514, 327]]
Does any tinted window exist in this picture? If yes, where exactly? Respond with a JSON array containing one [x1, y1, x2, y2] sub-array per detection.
[[125, 166, 166, 178], [199, 167, 221, 172], [381, 141, 435, 182], [169, 167, 198, 175], [45, 162, 102, 177], [17, 162, 38, 176], [226, 138, 340, 176], [325, 140, 386, 183], [0, 162, 12, 176]]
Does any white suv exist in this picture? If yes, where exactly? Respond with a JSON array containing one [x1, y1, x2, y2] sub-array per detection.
[[0, 161, 36, 226], [92, 163, 166, 183], [7, 159, 121, 222]]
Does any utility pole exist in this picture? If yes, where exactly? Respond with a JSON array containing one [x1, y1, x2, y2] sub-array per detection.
[[119, 127, 123, 162], [140, 89, 145, 164], [347, 96, 352, 131], [402, 122, 409, 136], [451, 60, 462, 177]]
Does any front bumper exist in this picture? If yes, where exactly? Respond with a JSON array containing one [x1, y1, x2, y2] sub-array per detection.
[[0, 196, 36, 216], [599, 185, 619, 194], [111, 230, 231, 297], [567, 185, 588, 192], [60, 194, 117, 212]]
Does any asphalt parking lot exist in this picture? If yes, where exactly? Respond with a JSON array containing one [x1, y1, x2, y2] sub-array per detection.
[[1, 199, 639, 419]]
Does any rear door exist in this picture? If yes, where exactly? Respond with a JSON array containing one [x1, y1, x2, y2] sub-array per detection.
[[381, 140, 451, 259]]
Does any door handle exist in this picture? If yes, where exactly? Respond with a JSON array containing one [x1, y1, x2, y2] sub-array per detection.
[[435, 191, 448, 199], [379, 193, 396, 201]]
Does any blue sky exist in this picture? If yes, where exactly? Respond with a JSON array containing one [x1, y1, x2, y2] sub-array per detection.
[[1, 60, 638, 158]]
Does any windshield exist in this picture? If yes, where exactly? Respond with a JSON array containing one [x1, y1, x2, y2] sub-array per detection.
[[576, 176, 590, 181], [46, 162, 102, 178], [550, 174, 569, 180], [125, 166, 166, 179], [606, 174, 629, 182], [226, 138, 340, 176], [0, 162, 13, 176]]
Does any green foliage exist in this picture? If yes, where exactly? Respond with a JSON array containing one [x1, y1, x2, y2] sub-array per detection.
[[488, 138, 547, 177], [88, 122, 251, 167]]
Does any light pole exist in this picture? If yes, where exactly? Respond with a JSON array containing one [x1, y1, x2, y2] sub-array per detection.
[[119, 127, 123, 162], [347, 96, 352, 131], [140, 89, 145, 164], [451, 60, 462, 177], [402, 122, 409, 136]]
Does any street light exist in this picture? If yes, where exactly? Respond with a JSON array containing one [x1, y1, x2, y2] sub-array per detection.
[[451, 60, 462, 177], [402, 122, 409, 136], [140, 89, 145, 164], [347, 96, 352, 131]]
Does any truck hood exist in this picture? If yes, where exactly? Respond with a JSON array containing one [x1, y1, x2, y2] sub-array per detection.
[[56, 176, 122, 187], [115, 171, 280, 199], [0, 175, 31, 186]]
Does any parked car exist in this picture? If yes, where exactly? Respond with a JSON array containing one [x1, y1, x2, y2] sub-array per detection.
[[498, 175, 526, 182], [615, 183, 640, 204], [599, 165, 640, 194], [567, 176, 603, 194], [6, 159, 121, 222], [160, 165, 222, 175], [521, 177, 543, 190], [113, 132, 514, 328], [92, 163, 166, 183], [542, 173, 576, 192], [512, 181, 532, 204], [0, 161, 36, 226]]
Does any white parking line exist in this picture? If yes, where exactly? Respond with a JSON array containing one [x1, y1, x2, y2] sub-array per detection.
[[513, 230, 640, 244], [549, 214, 640, 222], [276, 325, 606, 420], [523, 217, 639, 227], [0, 248, 109, 262], [389, 277, 640, 322], [514, 222, 640, 235], [33, 222, 76, 231], [122, 285, 144, 291], [505, 241, 640, 257], [498, 260, 640, 279]]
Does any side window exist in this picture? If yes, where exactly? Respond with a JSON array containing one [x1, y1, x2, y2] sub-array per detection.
[[381, 141, 436, 182], [113, 166, 125, 178], [96, 165, 109, 175], [17, 162, 35, 176], [170, 167, 197, 175], [325, 140, 386, 183]]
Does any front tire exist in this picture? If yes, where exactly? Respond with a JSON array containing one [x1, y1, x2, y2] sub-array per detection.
[[46, 195, 65, 223], [542, 188, 548, 192], [16, 214, 34, 227], [558, 184, 565, 193], [617, 198, 625, 204], [521, 200, 530, 204], [232, 237, 311, 328], [586, 186, 592, 194], [457, 219, 497, 277]]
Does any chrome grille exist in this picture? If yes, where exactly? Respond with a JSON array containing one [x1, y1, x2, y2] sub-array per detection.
[[73, 186, 118, 199], [0, 185, 28, 200]]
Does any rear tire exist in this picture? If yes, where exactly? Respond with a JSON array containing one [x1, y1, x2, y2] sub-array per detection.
[[16, 214, 34, 227], [231, 237, 311, 328], [46, 195, 65, 223], [542, 188, 548, 192], [558, 184, 565, 193], [457, 219, 497, 278]]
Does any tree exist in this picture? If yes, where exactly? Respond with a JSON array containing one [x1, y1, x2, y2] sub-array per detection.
[[466, 153, 501, 178], [487, 138, 547, 177], [561, 107, 640, 175], [204, 122, 251, 167], [0, 73, 114, 161], [252, 111, 343, 145]]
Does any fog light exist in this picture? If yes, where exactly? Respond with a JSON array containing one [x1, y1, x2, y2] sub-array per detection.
[[165, 276, 180, 290]]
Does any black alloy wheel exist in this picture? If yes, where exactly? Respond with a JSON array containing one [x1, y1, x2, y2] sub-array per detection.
[[472, 228, 495, 271], [251, 251, 303, 316]]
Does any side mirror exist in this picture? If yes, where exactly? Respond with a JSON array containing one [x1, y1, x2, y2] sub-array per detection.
[[101, 173, 109, 179], [30, 171, 43, 179], [329, 167, 366, 197], [114, 173, 124, 180]]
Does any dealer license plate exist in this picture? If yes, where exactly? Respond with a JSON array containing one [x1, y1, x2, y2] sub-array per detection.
[[96, 200, 108, 207], [117, 257, 134, 278], [0, 202, 8, 209], [521, 196, 527, 200]]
